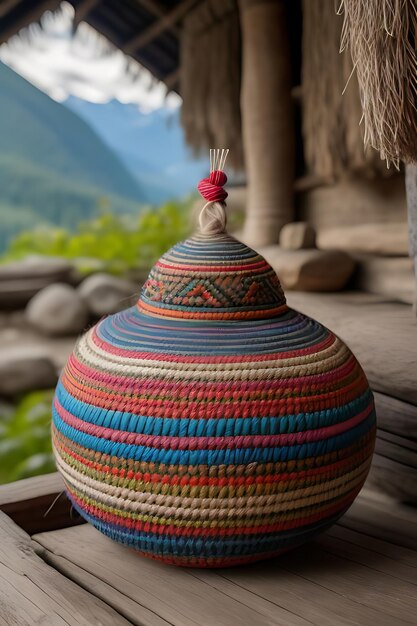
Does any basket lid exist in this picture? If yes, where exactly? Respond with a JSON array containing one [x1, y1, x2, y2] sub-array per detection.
[[138, 149, 286, 321], [138, 231, 286, 321]]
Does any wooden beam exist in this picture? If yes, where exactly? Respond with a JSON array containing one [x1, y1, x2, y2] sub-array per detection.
[[136, 0, 181, 36], [0, 472, 84, 535], [124, 0, 197, 53], [0, 0, 21, 19], [0, 0, 60, 43], [164, 67, 179, 90], [74, 0, 101, 26], [0, 512, 131, 625], [137, 0, 172, 20]]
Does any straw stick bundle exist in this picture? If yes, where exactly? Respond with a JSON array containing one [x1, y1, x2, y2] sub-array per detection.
[[340, 0, 417, 166], [180, 0, 243, 170], [302, 0, 393, 178]]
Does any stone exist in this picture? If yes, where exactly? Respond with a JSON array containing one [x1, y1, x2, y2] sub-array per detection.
[[279, 222, 316, 250], [317, 223, 409, 256], [78, 273, 137, 317], [259, 246, 354, 291], [0, 353, 57, 396], [26, 283, 89, 337], [353, 254, 414, 304], [0, 257, 73, 310]]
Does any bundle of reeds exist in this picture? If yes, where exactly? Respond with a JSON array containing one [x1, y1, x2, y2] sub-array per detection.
[[180, 0, 243, 170], [340, 0, 417, 166], [302, 0, 393, 178]]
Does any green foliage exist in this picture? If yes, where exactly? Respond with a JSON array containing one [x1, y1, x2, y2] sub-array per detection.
[[0, 200, 193, 484], [2, 200, 193, 275], [0, 155, 144, 254], [0, 202, 49, 252], [0, 391, 55, 484]]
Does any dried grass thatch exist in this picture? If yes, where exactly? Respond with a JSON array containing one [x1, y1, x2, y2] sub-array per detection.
[[180, 0, 243, 170], [340, 0, 417, 166], [302, 0, 393, 178]]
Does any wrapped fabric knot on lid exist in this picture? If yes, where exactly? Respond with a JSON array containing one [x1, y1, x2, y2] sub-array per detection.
[[52, 150, 376, 567]]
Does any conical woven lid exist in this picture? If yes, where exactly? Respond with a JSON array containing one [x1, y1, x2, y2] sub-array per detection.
[[139, 232, 287, 321]]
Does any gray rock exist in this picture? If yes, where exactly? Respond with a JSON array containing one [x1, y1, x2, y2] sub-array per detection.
[[78, 273, 137, 316], [26, 283, 89, 336], [0, 354, 57, 396], [260, 246, 355, 291], [279, 222, 316, 250], [0, 257, 73, 310]]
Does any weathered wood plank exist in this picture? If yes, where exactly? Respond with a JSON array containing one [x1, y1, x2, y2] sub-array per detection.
[[316, 222, 409, 256], [0, 512, 130, 626], [366, 458, 417, 510], [0, 472, 83, 535], [353, 254, 414, 305], [33, 520, 417, 626], [373, 391, 417, 440], [33, 525, 311, 626], [40, 550, 169, 626], [211, 520, 417, 626], [340, 487, 417, 550], [316, 532, 417, 585], [327, 525, 417, 569], [193, 565, 391, 626], [271, 543, 417, 624]]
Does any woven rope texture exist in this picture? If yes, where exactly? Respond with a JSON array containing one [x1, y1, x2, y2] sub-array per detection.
[[52, 226, 375, 567]]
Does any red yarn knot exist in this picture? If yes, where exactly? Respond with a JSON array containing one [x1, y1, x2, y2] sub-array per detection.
[[198, 170, 228, 203]]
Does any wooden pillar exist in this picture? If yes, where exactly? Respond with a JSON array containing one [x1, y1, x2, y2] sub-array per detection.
[[405, 164, 417, 313], [239, 0, 295, 247]]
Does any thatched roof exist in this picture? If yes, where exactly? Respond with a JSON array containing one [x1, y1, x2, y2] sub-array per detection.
[[0, 0, 199, 92]]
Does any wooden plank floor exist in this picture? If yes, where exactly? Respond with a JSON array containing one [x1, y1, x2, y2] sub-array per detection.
[[0, 513, 131, 626], [30, 522, 417, 626], [1, 480, 416, 626]]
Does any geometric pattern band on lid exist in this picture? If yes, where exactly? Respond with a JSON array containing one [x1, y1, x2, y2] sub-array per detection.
[[139, 233, 287, 320]]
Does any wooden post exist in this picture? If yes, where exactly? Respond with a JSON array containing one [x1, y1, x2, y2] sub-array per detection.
[[239, 0, 295, 247], [405, 164, 417, 313]]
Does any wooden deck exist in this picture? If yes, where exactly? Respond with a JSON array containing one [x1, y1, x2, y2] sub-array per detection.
[[0, 473, 416, 626]]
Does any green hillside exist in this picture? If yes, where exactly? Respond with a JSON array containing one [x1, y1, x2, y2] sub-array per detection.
[[0, 62, 145, 250]]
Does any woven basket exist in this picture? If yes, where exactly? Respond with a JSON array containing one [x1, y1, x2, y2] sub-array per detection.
[[52, 218, 375, 567]]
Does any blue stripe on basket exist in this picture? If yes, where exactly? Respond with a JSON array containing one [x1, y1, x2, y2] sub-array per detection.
[[56, 382, 373, 438], [52, 404, 376, 466]]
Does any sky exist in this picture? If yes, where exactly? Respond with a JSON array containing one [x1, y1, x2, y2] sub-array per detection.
[[0, 1, 181, 113]]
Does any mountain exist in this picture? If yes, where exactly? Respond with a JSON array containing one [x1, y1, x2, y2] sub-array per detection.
[[0, 62, 145, 249], [64, 97, 209, 203]]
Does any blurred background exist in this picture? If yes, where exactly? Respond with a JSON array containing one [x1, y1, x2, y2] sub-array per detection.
[[0, 0, 415, 511]]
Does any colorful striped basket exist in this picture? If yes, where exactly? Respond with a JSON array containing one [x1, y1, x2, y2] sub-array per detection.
[[52, 152, 376, 567]]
